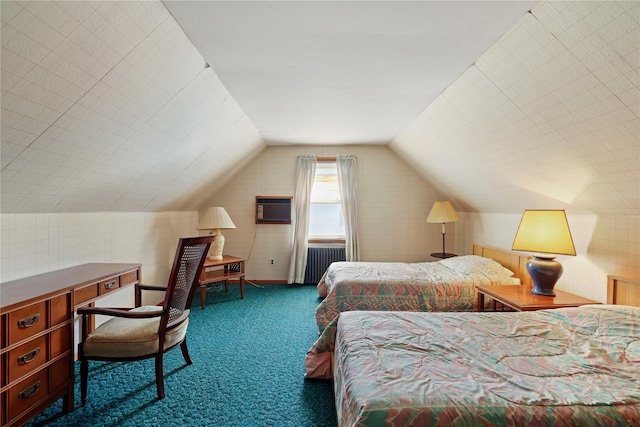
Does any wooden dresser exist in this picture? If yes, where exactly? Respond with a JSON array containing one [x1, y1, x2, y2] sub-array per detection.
[[1, 263, 141, 427]]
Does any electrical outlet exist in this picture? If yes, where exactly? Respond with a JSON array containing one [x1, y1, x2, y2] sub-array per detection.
[[270, 259, 275, 265]]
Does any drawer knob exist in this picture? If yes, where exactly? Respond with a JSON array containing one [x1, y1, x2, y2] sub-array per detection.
[[18, 347, 41, 364], [17, 313, 40, 328], [104, 280, 117, 290], [18, 380, 41, 399]]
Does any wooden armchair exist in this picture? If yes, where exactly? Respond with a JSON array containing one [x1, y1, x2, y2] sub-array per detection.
[[77, 235, 214, 404]]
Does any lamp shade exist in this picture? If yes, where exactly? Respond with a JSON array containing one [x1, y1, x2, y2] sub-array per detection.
[[426, 201, 460, 224], [197, 207, 236, 230], [512, 210, 576, 256]]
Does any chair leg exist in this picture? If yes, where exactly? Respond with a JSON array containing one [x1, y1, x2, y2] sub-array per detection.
[[180, 338, 193, 365], [155, 354, 165, 400], [80, 359, 88, 406]]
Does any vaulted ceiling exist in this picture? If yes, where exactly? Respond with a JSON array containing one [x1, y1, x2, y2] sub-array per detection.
[[1, 1, 638, 215], [165, 1, 533, 145]]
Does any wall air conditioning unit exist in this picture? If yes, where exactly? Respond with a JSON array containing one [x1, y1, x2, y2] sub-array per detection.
[[256, 196, 292, 224]]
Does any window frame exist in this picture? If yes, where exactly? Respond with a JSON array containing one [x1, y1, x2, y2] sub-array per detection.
[[308, 157, 345, 243]]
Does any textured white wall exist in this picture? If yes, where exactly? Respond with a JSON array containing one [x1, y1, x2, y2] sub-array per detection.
[[455, 212, 640, 303], [201, 145, 449, 282], [0, 211, 198, 286]]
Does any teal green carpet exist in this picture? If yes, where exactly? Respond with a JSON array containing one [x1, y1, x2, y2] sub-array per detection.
[[27, 284, 336, 427]]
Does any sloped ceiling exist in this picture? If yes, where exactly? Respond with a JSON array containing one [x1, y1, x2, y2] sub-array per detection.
[[1, 1, 638, 216], [1, 1, 265, 213], [391, 1, 639, 215]]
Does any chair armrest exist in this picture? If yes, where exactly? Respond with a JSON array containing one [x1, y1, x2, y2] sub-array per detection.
[[136, 283, 166, 292], [77, 306, 164, 343], [135, 283, 167, 307]]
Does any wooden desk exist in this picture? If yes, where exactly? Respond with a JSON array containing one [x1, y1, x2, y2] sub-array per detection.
[[199, 256, 245, 309], [0, 263, 141, 427], [476, 285, 600, 312]]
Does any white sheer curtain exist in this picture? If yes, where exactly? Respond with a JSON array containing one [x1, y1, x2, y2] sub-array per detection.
[[337, 154, 360, 261], [287, 155, 317, 284]]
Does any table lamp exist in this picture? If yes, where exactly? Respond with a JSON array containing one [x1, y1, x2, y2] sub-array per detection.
[[426, 201, 460, 258], [512, 209, 576, 296], [197, 207, 236, 260]]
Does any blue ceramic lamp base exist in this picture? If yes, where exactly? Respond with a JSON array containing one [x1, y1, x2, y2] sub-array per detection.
[[527, 255, 563, 296]]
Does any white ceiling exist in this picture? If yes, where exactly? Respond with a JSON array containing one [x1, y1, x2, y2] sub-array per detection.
[[1, 1, 638, 216], [164, 1, 535, 145]]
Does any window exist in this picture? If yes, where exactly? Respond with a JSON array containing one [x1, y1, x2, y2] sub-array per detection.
[[309, 161, 345, 241]]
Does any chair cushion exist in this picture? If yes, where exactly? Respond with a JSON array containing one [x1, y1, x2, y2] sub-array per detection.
[[82, 306, 189, 358]]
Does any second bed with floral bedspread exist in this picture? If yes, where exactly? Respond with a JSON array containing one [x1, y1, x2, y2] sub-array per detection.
[[319, 305, 640, 426]]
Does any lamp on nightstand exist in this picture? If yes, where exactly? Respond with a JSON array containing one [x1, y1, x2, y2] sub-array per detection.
[[427, 201, 460, 259], [197, 207, 236, 260], [512, 209, 576, 296]]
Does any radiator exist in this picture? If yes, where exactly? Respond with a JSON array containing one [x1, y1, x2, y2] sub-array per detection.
[[304, 246, 346, 285]]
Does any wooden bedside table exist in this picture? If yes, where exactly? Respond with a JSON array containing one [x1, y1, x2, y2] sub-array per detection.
[[431, 252, 457, 259], [199, 255, 245, 309], [476, 285, 600, 312]]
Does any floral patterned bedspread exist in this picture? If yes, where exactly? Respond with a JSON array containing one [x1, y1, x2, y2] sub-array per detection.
[[325, 306, 640, 426], [315, 256, 516, 333]]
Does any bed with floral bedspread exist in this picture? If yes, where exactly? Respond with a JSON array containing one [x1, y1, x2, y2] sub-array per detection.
[[313, 305, 640, 426], [315, 255, 518, 333]]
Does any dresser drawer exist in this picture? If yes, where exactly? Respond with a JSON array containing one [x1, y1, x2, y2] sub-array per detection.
[[5, 354, 71, 424], [50, 326, 71, 360], [74, 284, 99, 306], [1, 314, 6, 347], [120, 270, 139, 286], [49, 355, 71, 391], [1, 352, 6, 388], [99, 277, 120, 295], [50, 294, 71, 326], [1, 388, 6, 425], [8, 367, 49, 420], [8, 302, 47, 345], [6, 325, 71, 385], [8, 335, 47, 383]]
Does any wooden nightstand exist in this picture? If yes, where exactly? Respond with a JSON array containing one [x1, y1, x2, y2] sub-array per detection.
[[431, 252, 457, 259], [199, 255, 245, 309], [476, 285, 600, 312]]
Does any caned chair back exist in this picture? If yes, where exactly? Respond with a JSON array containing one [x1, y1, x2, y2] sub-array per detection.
[[161, 236, 213, 332], [79, 235, 214, 403]]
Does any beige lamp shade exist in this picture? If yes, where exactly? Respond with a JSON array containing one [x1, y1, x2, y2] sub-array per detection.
[[197, 207, 237, 231], [426, 201, 460, 257], [512, 210, 576, 256], [197, 207, 236, 260], [426, 201, 460, 224]]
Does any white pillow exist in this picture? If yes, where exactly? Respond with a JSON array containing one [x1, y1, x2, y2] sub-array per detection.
[[440, 255, 514, 280]]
